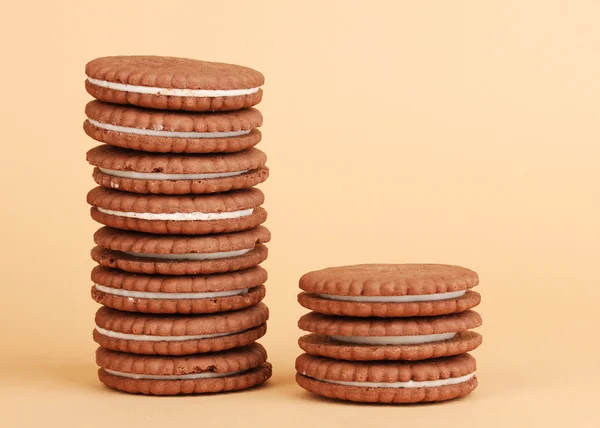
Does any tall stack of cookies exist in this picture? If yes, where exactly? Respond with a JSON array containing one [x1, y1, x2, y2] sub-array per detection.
[[83, 56, 272, 395], [296, 264, 482, 403]]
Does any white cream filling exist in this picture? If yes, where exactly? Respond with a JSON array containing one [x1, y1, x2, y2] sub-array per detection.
[[318, 290, 466, 303], [99, 168, 250, 180], [97, 207, 253, 221], [330, 332, 457, 346], [88, 78, 260, 97], [93, 284, 250, 300], [95, 326, 242, 342], [311, 372, 475, 389], [104, 368, 246, 380], [87, 119, 252, 138], [125, 248, 251, 260]]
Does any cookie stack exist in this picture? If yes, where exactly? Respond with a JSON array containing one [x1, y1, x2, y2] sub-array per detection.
[[296, 264, 482, 403], [83, 56, 272, 395]]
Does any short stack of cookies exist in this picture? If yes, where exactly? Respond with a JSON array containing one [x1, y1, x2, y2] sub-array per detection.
[[296, 264, 482, 403], [83, 56, 272, 395]]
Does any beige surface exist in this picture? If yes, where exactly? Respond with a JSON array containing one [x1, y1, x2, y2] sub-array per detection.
[[1, 1, 599, 427]]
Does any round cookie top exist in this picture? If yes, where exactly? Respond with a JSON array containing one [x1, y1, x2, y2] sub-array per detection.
[[87, 186, 264, 214], [300, 264, 479, 296], [93, 225, 271, 255], [85, 56, 264, 91], [85, 101, 263, 134], [95, 302, 269, 337], [296, 352, 476, 383], [92, 265, 267, 293], [298, 310, 482, 337], [87, 145, 267, 175], [97, 342, 268, 376]]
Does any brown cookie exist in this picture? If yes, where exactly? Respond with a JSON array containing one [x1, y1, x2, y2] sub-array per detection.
[[87, 187, 266, 235], [296, 353, 477, 403], [298, 332, 482, 361], [91, 226, 270, 275], [299, 264, 479, 317], [87, 144, 268, 194], [85, 56, 264, 111], [97, 343, 272, 395], [298, 291, 481, 318], [94, 303, 268, 355], [91, 265, 267, 314], [84, 100, 263, 153], [298, 311, 482, 361]]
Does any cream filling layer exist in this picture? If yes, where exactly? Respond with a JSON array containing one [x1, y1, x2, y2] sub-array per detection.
[[104, 368, 246, 380], [93, 284, 250, 300], [311, 372, 475, 389], [97, 207, 253, 221], [125, 248, 251, 260], [318, 290, 466, 303], [95, 326, 242, 342], [87, 78, 260, 97], [87, 119, 252, 138], [99, 168, 250, 180], [330, 332, 457, 346]]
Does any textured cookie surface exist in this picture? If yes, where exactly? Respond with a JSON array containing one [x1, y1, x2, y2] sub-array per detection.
[[85, 56, 264, 111], [94, 303, 268, 355], [94, 226, 270, 254], [91, 245, 268, 275], [298, 310, 482, 336], [92, 226, 270, 274], [95, 302, 269, 335], [84, 101, 263, 153], [296, 373, 477, 404], [300, 264, 479, 296], [91, 265, 267, 314], [85, 101, 263, 133], [296, 353, 477, 403], [87, 144, 268, 194], [97, 343, 271, 395], [88, 187, 267, 234], [298, 331, 482, 361], [298, 290, 481, 318]]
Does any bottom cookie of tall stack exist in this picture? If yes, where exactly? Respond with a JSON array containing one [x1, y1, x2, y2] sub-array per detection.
[[98, 343, 271, 395]]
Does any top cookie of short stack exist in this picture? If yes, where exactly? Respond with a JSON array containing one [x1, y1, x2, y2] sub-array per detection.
[[298, 264, 480, 318], [85, 56, 264, 112]]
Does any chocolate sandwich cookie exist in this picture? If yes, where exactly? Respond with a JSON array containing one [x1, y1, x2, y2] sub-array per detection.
[[85, 56, 264, 112], [298, 264, 480, 318], [91, 226, 270, 275], [97, 343, 272, 395], [91, 265, 267, 314], [84, 100, 263, 153], [87, 187, 267, 235], [298, 311, 482, 361], [296, 353, 477, 403], [94, 303, 268, 355], [87, 145, 269, 194]]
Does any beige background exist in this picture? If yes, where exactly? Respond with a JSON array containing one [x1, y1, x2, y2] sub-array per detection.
[[1, 1, 599, 426]]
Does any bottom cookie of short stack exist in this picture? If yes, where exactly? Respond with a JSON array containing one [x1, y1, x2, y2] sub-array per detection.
[[97, 343, 272, 395], [295, 353, 477, 403]]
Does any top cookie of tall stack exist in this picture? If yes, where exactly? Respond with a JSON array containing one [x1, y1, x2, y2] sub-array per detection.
[[85, 56, 264, 112]]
